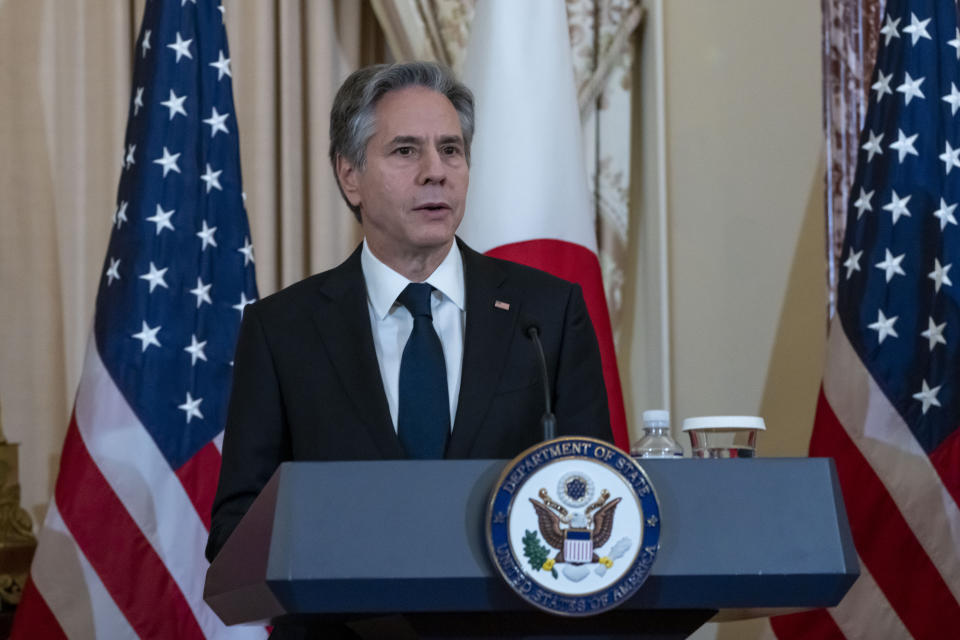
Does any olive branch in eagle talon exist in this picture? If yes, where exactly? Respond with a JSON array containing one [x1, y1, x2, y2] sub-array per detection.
[[522, 530, 558, 578]]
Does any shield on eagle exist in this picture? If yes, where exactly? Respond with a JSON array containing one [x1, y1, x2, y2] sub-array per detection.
[[563, 528, 593, 564]]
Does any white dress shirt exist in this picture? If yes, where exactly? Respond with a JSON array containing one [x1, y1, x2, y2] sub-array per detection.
[[361, 240, 466, 431]]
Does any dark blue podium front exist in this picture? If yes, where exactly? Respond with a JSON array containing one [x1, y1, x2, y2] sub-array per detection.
[[204, 458, 857, 638]]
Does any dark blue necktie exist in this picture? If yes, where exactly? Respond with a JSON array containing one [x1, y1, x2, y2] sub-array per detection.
[[396, 283, 450, 458]]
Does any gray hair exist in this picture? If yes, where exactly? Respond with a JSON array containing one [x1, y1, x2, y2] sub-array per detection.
[[329, 61, 475, 220]]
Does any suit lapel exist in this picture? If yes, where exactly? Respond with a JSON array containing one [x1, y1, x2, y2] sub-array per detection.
[[447, 241, 520, 457], [307, 246, 405, 459]]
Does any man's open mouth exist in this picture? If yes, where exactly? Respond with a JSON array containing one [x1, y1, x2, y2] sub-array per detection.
[[414, 203, 450, 211]]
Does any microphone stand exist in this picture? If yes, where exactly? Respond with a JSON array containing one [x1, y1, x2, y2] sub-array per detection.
[[526, 324, 557, 441]]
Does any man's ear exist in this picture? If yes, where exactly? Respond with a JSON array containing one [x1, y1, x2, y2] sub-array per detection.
[[335, 155, 362, 209]]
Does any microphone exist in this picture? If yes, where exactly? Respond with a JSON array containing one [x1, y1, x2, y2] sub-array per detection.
[[523, 317, 557, 441]]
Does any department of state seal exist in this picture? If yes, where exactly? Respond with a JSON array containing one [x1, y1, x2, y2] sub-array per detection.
[[486, 437, 661, 616]]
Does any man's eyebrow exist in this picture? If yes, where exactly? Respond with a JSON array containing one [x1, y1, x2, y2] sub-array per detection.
[[384, 134, 464, 146], [387, 135, 424, 146], [437, 135, 464, 146]]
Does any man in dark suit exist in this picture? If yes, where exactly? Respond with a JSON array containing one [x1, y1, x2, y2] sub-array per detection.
[[207, 62, 613, 565]]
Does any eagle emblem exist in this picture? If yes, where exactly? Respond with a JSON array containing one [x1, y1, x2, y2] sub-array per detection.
[[529, 486, 621, 566], [486, 436, 660, 615]]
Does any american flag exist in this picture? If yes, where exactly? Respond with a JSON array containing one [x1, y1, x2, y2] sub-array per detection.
[[11, 1, 264, 638], [771, 0, 960, 638]]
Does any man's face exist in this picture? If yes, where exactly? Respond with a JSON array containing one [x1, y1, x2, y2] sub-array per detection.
[[338, 86, 469, 264]]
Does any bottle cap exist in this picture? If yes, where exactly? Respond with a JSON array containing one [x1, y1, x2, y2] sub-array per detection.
[[642, 409, 670, 424]]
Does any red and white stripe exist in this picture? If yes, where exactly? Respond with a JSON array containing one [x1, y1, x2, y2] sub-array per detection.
[[564, 538, 594, 564], [12, 335, 266, 639], [770, 318, 960, 640], [459, 0, 629, 450]]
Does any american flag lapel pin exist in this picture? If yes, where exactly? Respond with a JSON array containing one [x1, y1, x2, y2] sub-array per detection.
[[494, 300, 510, 311]]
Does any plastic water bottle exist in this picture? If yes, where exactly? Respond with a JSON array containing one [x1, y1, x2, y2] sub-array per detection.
[[631, 410, 684, 459]]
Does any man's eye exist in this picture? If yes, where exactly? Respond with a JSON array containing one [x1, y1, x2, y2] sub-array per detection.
[[394, 146, 414, 156], [441, 145, 462, 156]]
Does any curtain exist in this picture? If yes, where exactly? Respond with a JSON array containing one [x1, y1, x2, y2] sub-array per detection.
[[823, 0, 886, 315], [569, 0, 643, 343], [0, 0, 384, 523], [0, 0, 140, 526]]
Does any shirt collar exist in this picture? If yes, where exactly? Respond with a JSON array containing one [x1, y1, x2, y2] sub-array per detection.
[[361, 239, 466, 320]]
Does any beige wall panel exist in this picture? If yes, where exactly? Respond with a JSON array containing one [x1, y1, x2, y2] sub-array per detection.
[[660, 0, 824, 446], [632, 1, 826, 638]]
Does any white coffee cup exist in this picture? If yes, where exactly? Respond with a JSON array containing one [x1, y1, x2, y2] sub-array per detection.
[[681, 416, 766, 458]]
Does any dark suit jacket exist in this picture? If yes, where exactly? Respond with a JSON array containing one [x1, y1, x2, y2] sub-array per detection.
[[206, 238, 612, 561]]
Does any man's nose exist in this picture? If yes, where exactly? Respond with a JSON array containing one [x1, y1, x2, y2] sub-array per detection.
[[418, 147, 446, 184]]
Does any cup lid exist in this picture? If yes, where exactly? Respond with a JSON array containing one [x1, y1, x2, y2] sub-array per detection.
[[681, 416, 766, 431]]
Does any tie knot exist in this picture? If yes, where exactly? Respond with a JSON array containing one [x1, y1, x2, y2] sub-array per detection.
[[398, 282, 434, 317]]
